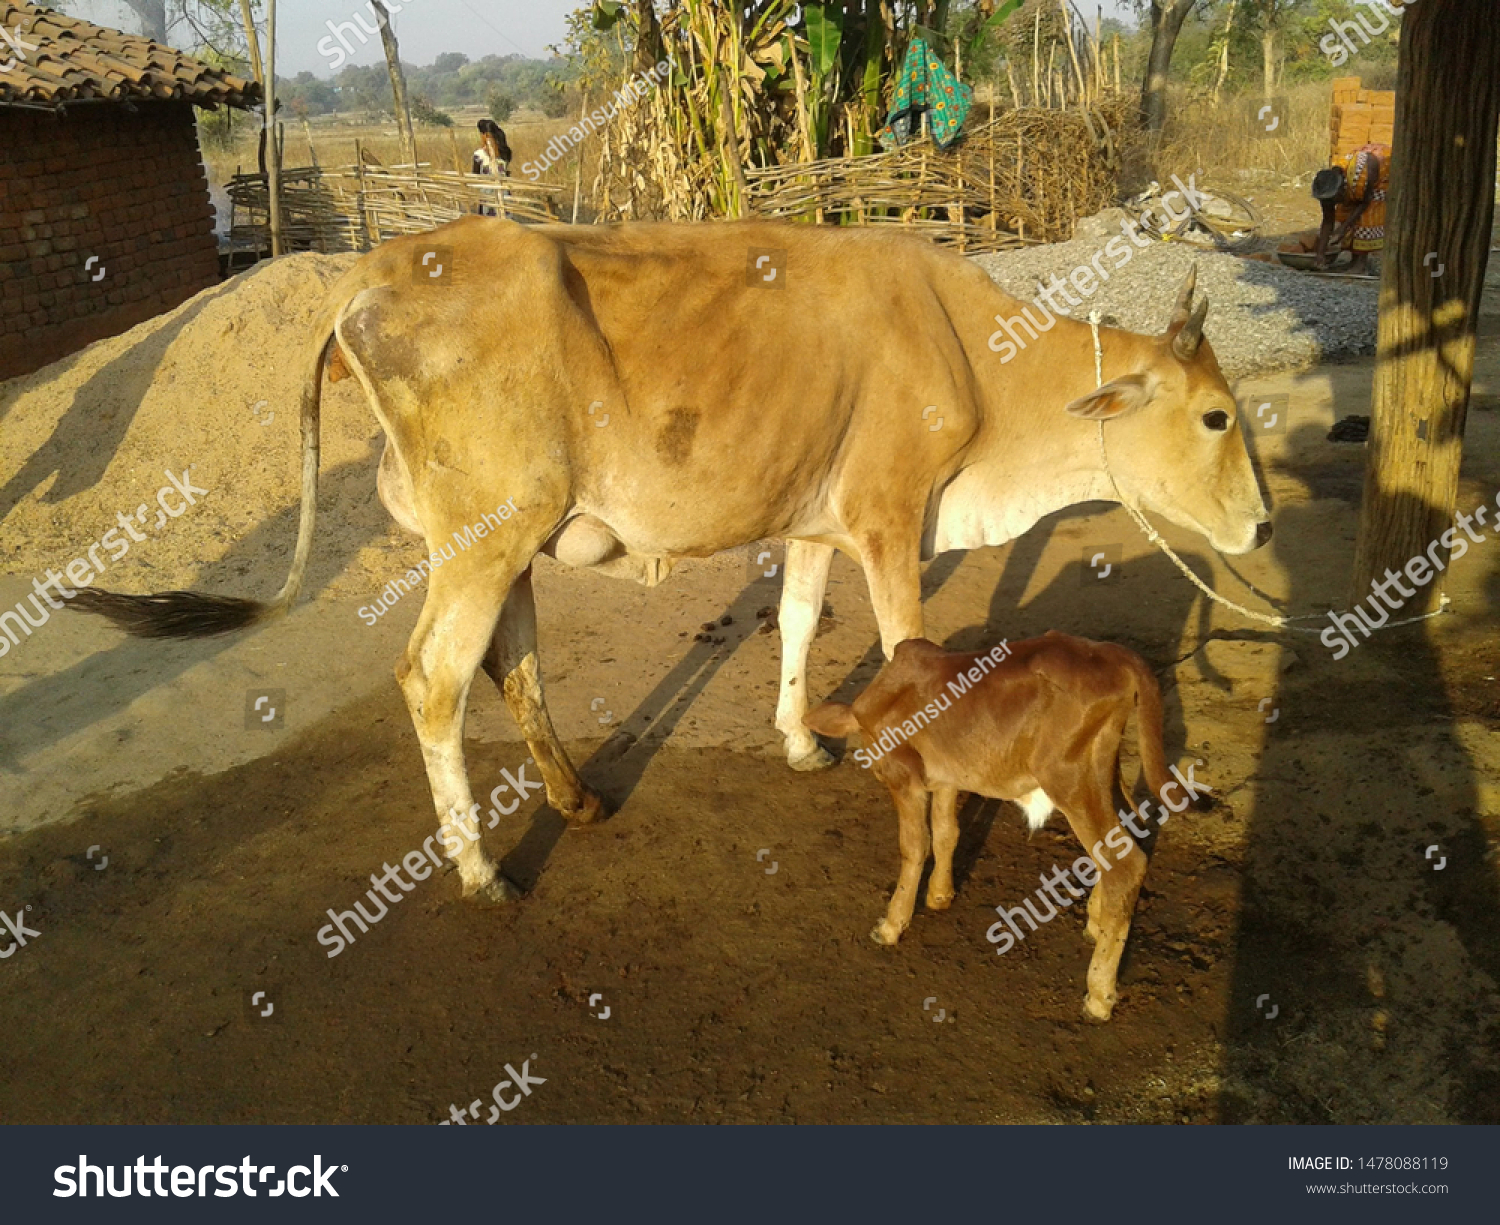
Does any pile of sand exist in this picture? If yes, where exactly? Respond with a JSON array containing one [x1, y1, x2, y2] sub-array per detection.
[[0, 253, 414, 604]]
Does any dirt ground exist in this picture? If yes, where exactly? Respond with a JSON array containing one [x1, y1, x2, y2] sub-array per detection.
[[2, 257, 1499, 1125]]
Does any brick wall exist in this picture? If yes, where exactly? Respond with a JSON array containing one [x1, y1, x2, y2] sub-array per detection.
[[0, 101, 220, 382]]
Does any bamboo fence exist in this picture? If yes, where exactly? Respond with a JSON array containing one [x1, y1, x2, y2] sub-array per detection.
[[742, 99, 1129, 251], [225, 162, 563, 252]]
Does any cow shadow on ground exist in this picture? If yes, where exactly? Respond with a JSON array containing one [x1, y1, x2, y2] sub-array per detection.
[[0, 283, 240, 525], [500, 548, 978, 891], [500, 566, 812, 890], [1222, 482, 1500, 1123], [0, 448, 388, 769]]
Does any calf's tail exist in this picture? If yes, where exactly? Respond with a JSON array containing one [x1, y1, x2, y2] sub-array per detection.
[[67, 325, 334, 639], [1127, 656, 1173, 808]]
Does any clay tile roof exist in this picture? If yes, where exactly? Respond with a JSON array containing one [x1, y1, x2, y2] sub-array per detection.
[[0, 2, 261, 111]]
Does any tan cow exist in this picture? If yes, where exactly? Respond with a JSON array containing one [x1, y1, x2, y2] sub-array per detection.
[[70, 217, 1268, 904]]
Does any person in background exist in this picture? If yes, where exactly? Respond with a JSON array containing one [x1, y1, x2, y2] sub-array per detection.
[[1312, 142, 1390, 276], [472, 119, 512, 216]]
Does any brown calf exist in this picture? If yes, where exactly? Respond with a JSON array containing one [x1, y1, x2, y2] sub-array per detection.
[[805, 631, 1193, 1021]]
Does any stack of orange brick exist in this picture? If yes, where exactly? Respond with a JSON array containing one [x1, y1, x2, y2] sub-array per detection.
[[1330, 76, 1396, 159]]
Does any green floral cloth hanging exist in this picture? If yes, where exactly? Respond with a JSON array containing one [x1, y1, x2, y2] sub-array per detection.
[[875, 37, 972, 151]]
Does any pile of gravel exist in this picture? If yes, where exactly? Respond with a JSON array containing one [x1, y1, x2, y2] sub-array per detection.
[[970, 208, 1379, 379]]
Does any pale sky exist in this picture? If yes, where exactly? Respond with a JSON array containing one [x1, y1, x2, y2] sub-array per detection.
[[66, 1, 1138, 78]]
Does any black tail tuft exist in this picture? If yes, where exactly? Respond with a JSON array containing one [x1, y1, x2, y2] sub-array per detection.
[[66, 588, 269, 639]]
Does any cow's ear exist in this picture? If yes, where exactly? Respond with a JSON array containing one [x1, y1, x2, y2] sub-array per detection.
[[1064, 373, 1156, 420]]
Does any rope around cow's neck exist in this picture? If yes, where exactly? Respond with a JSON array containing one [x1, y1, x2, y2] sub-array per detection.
[[1086, 311, 1449, 636]]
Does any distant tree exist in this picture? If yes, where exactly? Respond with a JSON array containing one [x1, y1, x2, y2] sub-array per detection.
[[539, 83, 570, 119], [487, 88, 516, 122], [431, 51, 469, 74], [410, 94, 455, 126]]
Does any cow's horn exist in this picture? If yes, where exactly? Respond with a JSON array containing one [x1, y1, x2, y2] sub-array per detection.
[[1172, 294, 1210, 360], [1169, 264, 1197, 330]]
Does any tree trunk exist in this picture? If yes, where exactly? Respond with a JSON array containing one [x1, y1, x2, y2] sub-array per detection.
[[1140, 0, 1197, 133], [265, 0, 282, 258], [372, 0, 416, 167], [121, 0, 167, 42], [1260, 26, 1276, 100], [1350, 0, 1500, 609], [1211, 0, 1238, 107]]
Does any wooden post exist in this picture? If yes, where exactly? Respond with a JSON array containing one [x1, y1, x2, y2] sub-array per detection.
[[372, 0, 416, 167], [1031, 10, 1042, 107], [1060, 0, 1086, 106], [1350, 0, 1500, 609], [265, 0, 282, 256]]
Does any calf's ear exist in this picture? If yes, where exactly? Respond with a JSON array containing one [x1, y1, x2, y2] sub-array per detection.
[[804, 701, 860, 737], [1064, 372, 1156, 421]]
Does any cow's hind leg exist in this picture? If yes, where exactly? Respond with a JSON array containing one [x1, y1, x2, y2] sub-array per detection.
[[482, 566, 603, 825], [773, 540, 836, 770], [398, 559, 523, 903]]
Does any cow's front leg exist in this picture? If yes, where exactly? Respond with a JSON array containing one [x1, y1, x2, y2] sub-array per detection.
[[482, 566, 605, 826], [773, 539, 836, 770], [858, 531, 924, 658]]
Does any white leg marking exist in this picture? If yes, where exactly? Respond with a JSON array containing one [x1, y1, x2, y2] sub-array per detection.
[[1017, 787, 1056, 832], [774, 540, 836, 770]]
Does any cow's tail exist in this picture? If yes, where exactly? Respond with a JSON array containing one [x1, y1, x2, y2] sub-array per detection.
[[67, 325, 333, 639]]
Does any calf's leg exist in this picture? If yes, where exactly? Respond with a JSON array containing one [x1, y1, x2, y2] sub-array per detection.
[[872, 749, 932, 945], [1063, 791, 1148, 1022], [925, 785, 960, 910]]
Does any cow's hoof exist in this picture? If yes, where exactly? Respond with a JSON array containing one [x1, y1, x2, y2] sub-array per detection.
[[468, 875, 524, 904], [1082, 995, 1114, 1023], [1083, 921, 1100, 945], [789, 744, 836, 772], [926, 891, 954, 911], [562, 790, 607, 826], [870, 919, 903, 946]]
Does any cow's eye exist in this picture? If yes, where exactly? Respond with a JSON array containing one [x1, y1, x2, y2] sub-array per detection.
[[1203, 410, 1230, 432]]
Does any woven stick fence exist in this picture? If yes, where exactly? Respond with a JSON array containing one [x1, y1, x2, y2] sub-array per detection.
[[744, 99, 1128, 252], [226, 164, 563, 252]]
